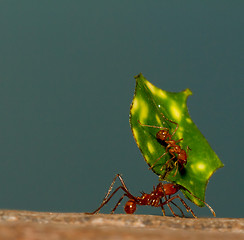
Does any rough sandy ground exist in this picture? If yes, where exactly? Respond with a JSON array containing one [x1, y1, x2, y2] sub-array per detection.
[[0, 210, 243, 240]]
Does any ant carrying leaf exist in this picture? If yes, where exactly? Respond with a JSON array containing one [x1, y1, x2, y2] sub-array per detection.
[[87, 174, 215, 218]]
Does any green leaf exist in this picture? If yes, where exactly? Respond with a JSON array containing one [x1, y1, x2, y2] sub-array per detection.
[[129, 73, 224, 207]]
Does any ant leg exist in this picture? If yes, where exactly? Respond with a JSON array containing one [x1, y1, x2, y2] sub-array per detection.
[[159, 199, 166, 216], [160, 153, 176, 171], [117, 174, 130, 192], [170, 201, 185, 217], [161, 194, 184, 217], [87, 174, 135, 214], [88, 186, 132, 214], [151, 143, 176, 171], [175, 195, 196, 218], [111, 193, 126, 213], [160, 113, 179, 137], [160, 196, 180, 217], [101, 174, 129, 204], [180, 186, 216, 217], [149, 151, 169, 170], [160, 185, 182, 217], [98, 174, 123, 205], [137, 120, 168, 130], [162, 195, 197, 218], [159, 186, 168, 216], [173, 162, 179, 177], [186, 146, 191, 155]]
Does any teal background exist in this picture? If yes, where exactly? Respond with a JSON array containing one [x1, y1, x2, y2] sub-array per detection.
[[0, 1, 243, 217]]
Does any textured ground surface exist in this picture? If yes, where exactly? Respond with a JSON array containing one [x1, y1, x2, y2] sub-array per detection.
[[0, 210, 243, 240]]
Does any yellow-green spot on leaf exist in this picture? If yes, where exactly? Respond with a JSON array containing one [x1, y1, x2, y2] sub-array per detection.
[[197, 163, 206, 171], [139, 99, 149, 121], [158, 89, 167, 99], [129, 73, 224, 207], [131, 97, 139, 114], [179, 126, 184, 132], [132, 128, 139, 143], [190, 162, 207, 173], [170, 104, 181, 121], [147, 141, 155, 154], [176, 129, 183, 140], [155, 115, 161, 125], [145, 81, 157, 94], [186, 118, 192, 124], [144, 154, 149, 161]]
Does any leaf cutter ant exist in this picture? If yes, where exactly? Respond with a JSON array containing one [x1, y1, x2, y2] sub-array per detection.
[[138, 113, 190, 176], [87, 174, 216, 218]]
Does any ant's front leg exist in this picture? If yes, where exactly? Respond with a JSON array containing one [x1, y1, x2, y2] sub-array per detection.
[[137, 120, 168, 130], [160, 151, 176, 171], [149, 151, 169, 170], [160, 197, 181, 217], [160, 113, 179, 137], [186, 146, 191, 152], [159, 199, 166, 216], [162, 195, 197, 218], [153, 141, 175, 171]]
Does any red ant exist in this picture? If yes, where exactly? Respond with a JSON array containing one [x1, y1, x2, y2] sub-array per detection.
[[138, 114, 189, 176], [87, 174, 216, 218]]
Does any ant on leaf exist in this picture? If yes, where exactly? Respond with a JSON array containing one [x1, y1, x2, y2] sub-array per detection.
[[87, 174, 216, 218], [138, 113, 190, 176]]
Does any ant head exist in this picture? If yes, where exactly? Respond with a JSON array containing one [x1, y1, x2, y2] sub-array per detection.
[[178, 158, 187, 166], [156, 129, 169, 141], [124, 199, 137, 214]]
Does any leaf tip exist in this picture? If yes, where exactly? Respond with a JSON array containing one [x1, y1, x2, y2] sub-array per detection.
[[184, 88, 193, 97], [134, 73, 143, 80]]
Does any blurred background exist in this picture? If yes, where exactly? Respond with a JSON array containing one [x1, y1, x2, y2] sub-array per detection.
[[0, 1, 243, 218]]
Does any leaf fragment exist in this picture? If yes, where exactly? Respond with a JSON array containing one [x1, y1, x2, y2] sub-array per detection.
[[130, 73, 224, 206]]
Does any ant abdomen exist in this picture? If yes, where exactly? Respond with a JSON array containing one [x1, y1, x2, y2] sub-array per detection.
[[124, 199, 137, 214]]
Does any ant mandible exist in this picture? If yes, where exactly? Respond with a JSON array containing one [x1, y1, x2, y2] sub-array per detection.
[[87, 174, 216, 218], [138, 113, 190, 176]]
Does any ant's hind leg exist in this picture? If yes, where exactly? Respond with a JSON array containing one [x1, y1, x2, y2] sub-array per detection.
[[88, 186, 130, 214], [86, 174, 133, 214], [102, 174, 129, 203], [100, 174, 123, 203], [111, 193, 126, 214]]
